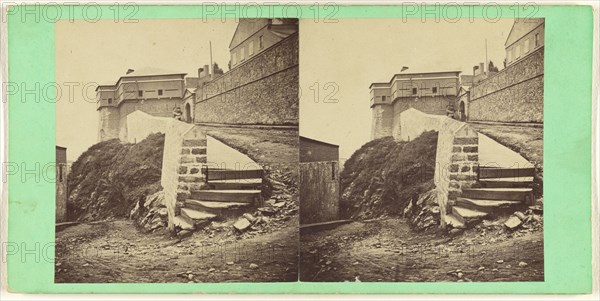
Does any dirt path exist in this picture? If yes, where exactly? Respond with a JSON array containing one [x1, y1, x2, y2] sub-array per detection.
[[471, 123, 543, 166], [203, 126, 298, 165], [55, 218, 298, 283], [300, 218, 543, 282]]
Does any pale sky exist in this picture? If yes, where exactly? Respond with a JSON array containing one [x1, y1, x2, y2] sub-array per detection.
[[299, 18, 514, 162], [55, 19, 237, 161]]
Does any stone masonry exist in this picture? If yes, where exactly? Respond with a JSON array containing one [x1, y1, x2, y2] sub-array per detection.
[[469, 47, 544, 123], [446, 125, 479, 212], [174, 137, 209, 215], [195, 33, 299, 125]]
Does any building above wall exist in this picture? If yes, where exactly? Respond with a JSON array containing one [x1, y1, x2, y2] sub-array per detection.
[[369, 70, 462, 108], [228, 18, 298, 68], [96, 67, 187, 110], [505, 18, 545, 67]]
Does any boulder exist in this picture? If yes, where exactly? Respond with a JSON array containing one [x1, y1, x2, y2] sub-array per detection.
[[504, 215, 523, 230], [242, 213, 257, 223], [514, 211, 527, 221], [233, 218, 252, 232]]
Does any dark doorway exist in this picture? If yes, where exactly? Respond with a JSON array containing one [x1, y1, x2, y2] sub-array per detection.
[[459, 101, 466, 121], [185, 103, 192, 123]]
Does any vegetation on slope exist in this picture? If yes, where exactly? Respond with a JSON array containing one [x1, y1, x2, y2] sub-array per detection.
[[339, 131, 438, 220], [67, 133, 165, 221]]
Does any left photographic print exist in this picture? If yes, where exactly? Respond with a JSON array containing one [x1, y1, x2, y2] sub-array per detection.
[[54, 18, 299, 283]]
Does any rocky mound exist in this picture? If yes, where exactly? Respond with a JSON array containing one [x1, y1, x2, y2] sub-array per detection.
[[67, 133, 165, 222], [339, 131, 438, 226]]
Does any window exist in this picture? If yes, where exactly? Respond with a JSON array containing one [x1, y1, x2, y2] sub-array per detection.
[[535, 33, 540, 47], [158, 89, 163, 96], [232, 52, 237, 65], [259, 35, 264, 49], [138, 90, 143, 97], [412, 87, 418, 95], [524, 38, 530, 53], [432, 87, 438, 94], [249, 41, 254, 56], [516, 45, 521, 58], [381, 96, 386, 102], [507, 49, 512, 63], [241, 47, 246, 61], [108, 98, 112, 104]]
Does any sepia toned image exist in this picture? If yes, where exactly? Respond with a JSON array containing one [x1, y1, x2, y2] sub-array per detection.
[[54, 18, 299, 283], [299, 18, 544, 282]]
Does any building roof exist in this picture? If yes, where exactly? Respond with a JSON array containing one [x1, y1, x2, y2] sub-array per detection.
[[121, 67, 186, 78], [369, 70, 462, 88], [95, 67, 187, 91], [229, 18, 298, 50], [300, 136, 339, 148], [229, 19, 269, 49], [504, 18, 545, 47], [56, 145, 67, 150]]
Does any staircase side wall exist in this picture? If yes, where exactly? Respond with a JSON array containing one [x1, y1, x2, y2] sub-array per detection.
[[124, 110, 172, 143], [431, 117, 479, 228], [161, 121, 196, 230], [398, 108, 445, 142], [446, 126, 479, 207]]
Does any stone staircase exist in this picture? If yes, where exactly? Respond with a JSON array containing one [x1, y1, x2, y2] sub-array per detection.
[[172, 137, 264, 233], [446, 166, 535, 228]]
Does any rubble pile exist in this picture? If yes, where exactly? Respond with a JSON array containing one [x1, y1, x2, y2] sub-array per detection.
[[230, 166, 299, 238], [470, 206, 544, 240], [502, 206, 544, 232], [129, 190, 169, 232], [191, 165, 299, 239], [404, 188, 441, 231]]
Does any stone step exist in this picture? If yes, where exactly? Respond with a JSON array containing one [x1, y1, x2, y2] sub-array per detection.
[[185, 199, 251, 215], [173, 215, 195, 231], [204, 168, 264, 181], [444, 213, 466, 229], [479, 177, 534, 188], [478, 167, 535, 179], [455, 197, 524, 213], [180, 208, 216, 226], [452, 206, 488, 225], [461, 187, 533, 202], [208, 178, 263, 190], [190, 189, 261, 203]]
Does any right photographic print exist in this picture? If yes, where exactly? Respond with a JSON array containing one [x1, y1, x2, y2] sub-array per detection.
[[299, 18, 544, 282]]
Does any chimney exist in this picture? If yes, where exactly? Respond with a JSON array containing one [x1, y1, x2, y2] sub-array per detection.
[[479, 62, 485, 75], [198, 67, 204, 78], [204, 64, 210, 77]]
